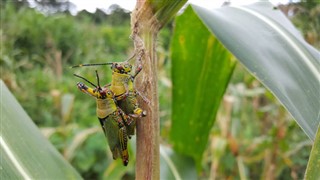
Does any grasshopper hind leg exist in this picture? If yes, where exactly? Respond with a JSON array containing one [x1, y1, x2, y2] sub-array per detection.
[[119, 126, 129, 166]]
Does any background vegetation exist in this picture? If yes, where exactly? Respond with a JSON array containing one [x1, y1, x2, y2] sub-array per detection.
[[1, 0, 319, 179]]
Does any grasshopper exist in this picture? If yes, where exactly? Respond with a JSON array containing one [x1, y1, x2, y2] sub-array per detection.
[[74, 70, 133, 166], [72, 55, 148, 136], [108, 60, 147, 116]]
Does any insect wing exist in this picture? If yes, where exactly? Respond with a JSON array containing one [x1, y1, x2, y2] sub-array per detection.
[[99, 116, 121, 160]]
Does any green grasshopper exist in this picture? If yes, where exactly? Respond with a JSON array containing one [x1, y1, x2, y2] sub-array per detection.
[[74, 70, 133, 166], [108, 60, 148, 115], [72, 55, 148, 136]]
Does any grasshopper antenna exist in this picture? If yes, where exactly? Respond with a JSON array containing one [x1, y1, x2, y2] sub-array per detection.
[[95, 70, 101, 89], [71, 62, 113, 68], [73, 74, 97, 88], [71, 54, 135, 68]]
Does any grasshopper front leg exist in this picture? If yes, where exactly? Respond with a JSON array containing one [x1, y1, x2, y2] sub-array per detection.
[[131, 64, 142, 81], [135, 90, 150, 105]]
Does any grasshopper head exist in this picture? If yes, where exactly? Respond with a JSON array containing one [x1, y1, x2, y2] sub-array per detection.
[[95, 88, 106, 99], [111, 62, 132, 74], [96, 87, 114, 99]]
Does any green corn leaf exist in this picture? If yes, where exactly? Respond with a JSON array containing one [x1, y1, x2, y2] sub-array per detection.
[[0, 80, 82, 179], [191, 2, 320, 140], [170, 2, 320, 167], [147, 0, 187, 27], [170, 6, 236, 167], [160, 145, 197, 180], [305, 124, 320, 179]]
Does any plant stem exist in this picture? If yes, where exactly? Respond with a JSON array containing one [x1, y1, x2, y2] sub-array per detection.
[[131, 1, 161, 179]]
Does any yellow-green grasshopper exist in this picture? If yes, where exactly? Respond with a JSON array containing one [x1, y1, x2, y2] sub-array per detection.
[[108, 60, 147, 118], [72, 55, 148, 136], [74, 70, 133, 166]]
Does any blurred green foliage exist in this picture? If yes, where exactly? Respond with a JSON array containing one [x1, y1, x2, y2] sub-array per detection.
[[1, 2, 134, 179], [0, 1, 318, 179], [279, 1, 320, 49]]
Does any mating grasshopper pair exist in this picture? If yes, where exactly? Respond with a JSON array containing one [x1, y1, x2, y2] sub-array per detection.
[[72, 57, 146, 166]]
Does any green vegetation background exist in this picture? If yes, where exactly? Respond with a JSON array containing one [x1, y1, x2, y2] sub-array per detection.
[[1, 1, 318, 179]]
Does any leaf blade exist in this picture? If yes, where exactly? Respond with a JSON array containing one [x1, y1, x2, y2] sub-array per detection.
[[192, 2, 320, 140], [0, 80, 82, 179], [160, 145, 197, 180], [170, 6, 236, 166], [147, 0, 188, 27], [305, 124, 320, 179]]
